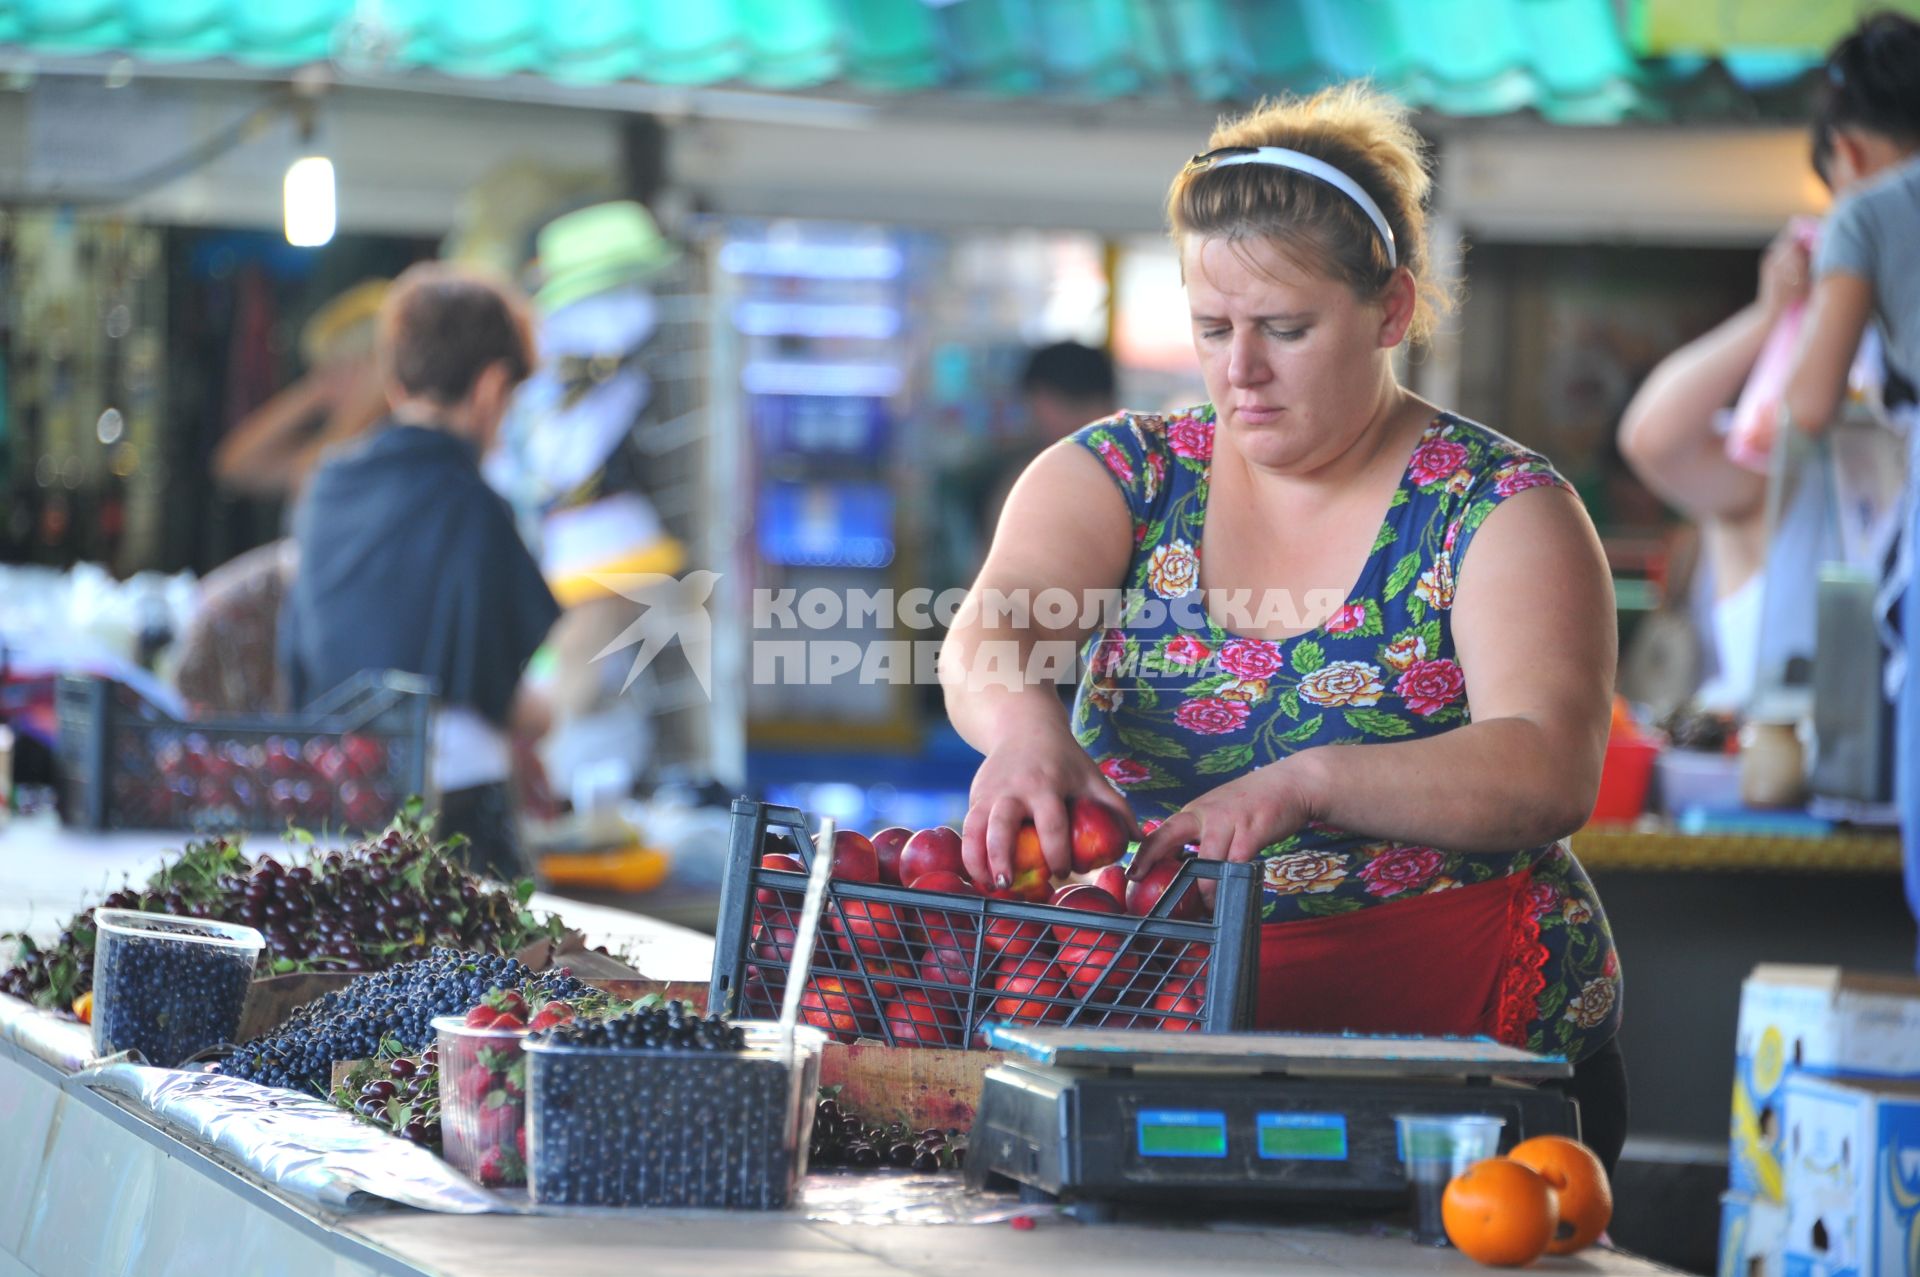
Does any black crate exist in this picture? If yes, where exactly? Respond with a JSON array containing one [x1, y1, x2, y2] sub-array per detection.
[[56, 671, 432, 833], [710, 800, 1261, 1045]]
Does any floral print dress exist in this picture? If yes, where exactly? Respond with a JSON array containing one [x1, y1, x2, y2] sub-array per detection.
[[1071, 406, 1622, 1063]]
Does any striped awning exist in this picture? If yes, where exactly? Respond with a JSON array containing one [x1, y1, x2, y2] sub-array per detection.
[[0, 0, 1836, 124]]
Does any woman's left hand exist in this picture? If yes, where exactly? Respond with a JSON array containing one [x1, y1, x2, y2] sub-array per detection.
[[1127, 756, 1321, 879]]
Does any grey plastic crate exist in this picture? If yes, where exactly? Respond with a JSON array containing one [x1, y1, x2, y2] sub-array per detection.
[[710, 799, 1261, 1046]]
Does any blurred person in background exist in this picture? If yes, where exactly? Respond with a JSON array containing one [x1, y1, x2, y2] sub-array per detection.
[[213, 278, 392, 501], [986, 341, 1119, 533], [938, 341, 1119, 593], [280, 264, 559, 880], [1775, 11, 1920, 964], [1615, 228, 1820, 714], [1022, 340, 1120, 441], [175, 281, 394, 714], [1617, 32, 1913, 719]]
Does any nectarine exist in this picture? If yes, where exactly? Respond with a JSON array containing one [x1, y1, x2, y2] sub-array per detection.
[[992, 957, 1069, 1023], [900, 826, 965, 885], [1126, 858, 1204, 920], [870, 826, 913, 885], [823, 829, 879, 882], [1070, 800, 1130, 874], [981, 891, 1050, 961], [801, 976, 879, 1040], [883, 988, 960, 1047]]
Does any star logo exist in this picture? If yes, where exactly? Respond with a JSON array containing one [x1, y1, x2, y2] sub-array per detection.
[[590, 570, 722, 697]]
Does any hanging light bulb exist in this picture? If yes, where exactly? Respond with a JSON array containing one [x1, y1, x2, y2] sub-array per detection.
[[283, 94, 335, 248], [284, 153, 335, 248]]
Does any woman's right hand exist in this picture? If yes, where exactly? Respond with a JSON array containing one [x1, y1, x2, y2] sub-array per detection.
[[1757, 223, 1813, 318], [961, 713, 1133, 892]]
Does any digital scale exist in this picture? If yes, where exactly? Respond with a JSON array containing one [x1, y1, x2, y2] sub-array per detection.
[[966, 1026, 1580, 1210]]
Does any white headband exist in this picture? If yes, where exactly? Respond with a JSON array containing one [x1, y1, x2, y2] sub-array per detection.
[[1189, 146, 1398, 269]]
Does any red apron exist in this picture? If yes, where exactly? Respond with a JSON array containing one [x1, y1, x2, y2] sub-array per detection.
[[1254, 870, 1546, 1046]]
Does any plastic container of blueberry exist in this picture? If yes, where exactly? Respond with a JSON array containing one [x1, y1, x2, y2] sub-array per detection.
[[92, 909, 264, 1068], [523, 1021, 827, 1209]]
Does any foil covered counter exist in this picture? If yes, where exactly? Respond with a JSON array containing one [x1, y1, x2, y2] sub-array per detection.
[[73, 1063, 500, 1213], [0, 992, 95, 1073]]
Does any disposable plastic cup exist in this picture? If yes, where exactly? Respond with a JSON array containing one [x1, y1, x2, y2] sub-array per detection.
[[1393, 1113, 1506, 1246], [434, 1015, 532, 1187], [91, 909, 262, 1067]]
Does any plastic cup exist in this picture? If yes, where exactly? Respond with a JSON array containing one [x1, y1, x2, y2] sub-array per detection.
[[1393, 1113, 1506, 1246], [92, 909, 263, 1068], [434, 1015, 532, 1187]]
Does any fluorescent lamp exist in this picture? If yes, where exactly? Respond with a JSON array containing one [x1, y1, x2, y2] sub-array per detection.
[[284, 155, 336, 247]]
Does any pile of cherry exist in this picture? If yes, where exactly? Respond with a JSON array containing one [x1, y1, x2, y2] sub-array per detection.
[[745, 803, 1215, 1048]]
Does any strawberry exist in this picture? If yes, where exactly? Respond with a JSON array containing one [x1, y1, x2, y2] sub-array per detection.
[[458, 1062, 495, 1106], [516, 1125, 526, 1160], [475, 1145, 524, 1188], [463, 1005, 501, 1029], [527, 1001, 574, 1032], [486, 989, 530, 1019], [476, 1093, 521, 1148], [502, 1060, 526, 1100], [489, 1012, 526, 1031]]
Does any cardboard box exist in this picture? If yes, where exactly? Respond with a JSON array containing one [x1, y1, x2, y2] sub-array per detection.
[[820, 1040, 1004, 1132], [1732, 966, 1920, 1201], [1780, 1075, 1920, 1277], [1720, 1192, 1787, 1277]]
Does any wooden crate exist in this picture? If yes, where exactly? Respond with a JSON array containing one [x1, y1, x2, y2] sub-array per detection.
[[819, 1040, 1004, 1131]]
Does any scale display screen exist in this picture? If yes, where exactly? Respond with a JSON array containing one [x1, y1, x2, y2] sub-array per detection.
[[1257, 1113, 1349, 1161], [1135, 1109, 1228, 1159]]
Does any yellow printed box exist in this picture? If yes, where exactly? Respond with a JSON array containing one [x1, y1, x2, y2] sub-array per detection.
[[1731, 966, 1920, 1202], [1780, 1075, 1920, 1277]]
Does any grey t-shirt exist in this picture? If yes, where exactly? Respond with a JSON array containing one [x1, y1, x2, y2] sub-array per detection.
[[1816, 153, 1920, 386]]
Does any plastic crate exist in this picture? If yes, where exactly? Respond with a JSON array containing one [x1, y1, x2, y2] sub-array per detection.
[[523, 1022, 825, 1208], [710, 800, 1261, 1045], [55, 671, 432, 833]]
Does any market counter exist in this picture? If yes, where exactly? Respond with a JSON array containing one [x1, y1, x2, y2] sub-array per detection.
[[0, 819, 1688, 1277], [1572, 823, 1901, 873], [0, 1037, 1686, 1277]]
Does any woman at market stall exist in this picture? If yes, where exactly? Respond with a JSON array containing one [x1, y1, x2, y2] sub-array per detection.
[[942, 84, 1627, 1171]]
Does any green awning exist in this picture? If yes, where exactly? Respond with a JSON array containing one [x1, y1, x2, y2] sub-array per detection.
[[1629, 0, 1920, 57], [0, 0, 1722, 124]]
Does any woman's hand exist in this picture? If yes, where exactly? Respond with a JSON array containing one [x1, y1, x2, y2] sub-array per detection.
[[1756, 224, 1813, 319], [962, 715, 1134, 892], [1127, 756, 1321, 879]]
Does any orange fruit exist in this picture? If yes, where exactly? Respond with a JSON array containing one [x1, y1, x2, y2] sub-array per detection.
[[1442, 1157, 1559, 1267], [1508, 1135, 1612, 1255]]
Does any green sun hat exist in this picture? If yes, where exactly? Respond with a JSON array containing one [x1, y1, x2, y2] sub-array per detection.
[[533, 201, 681, 312]]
